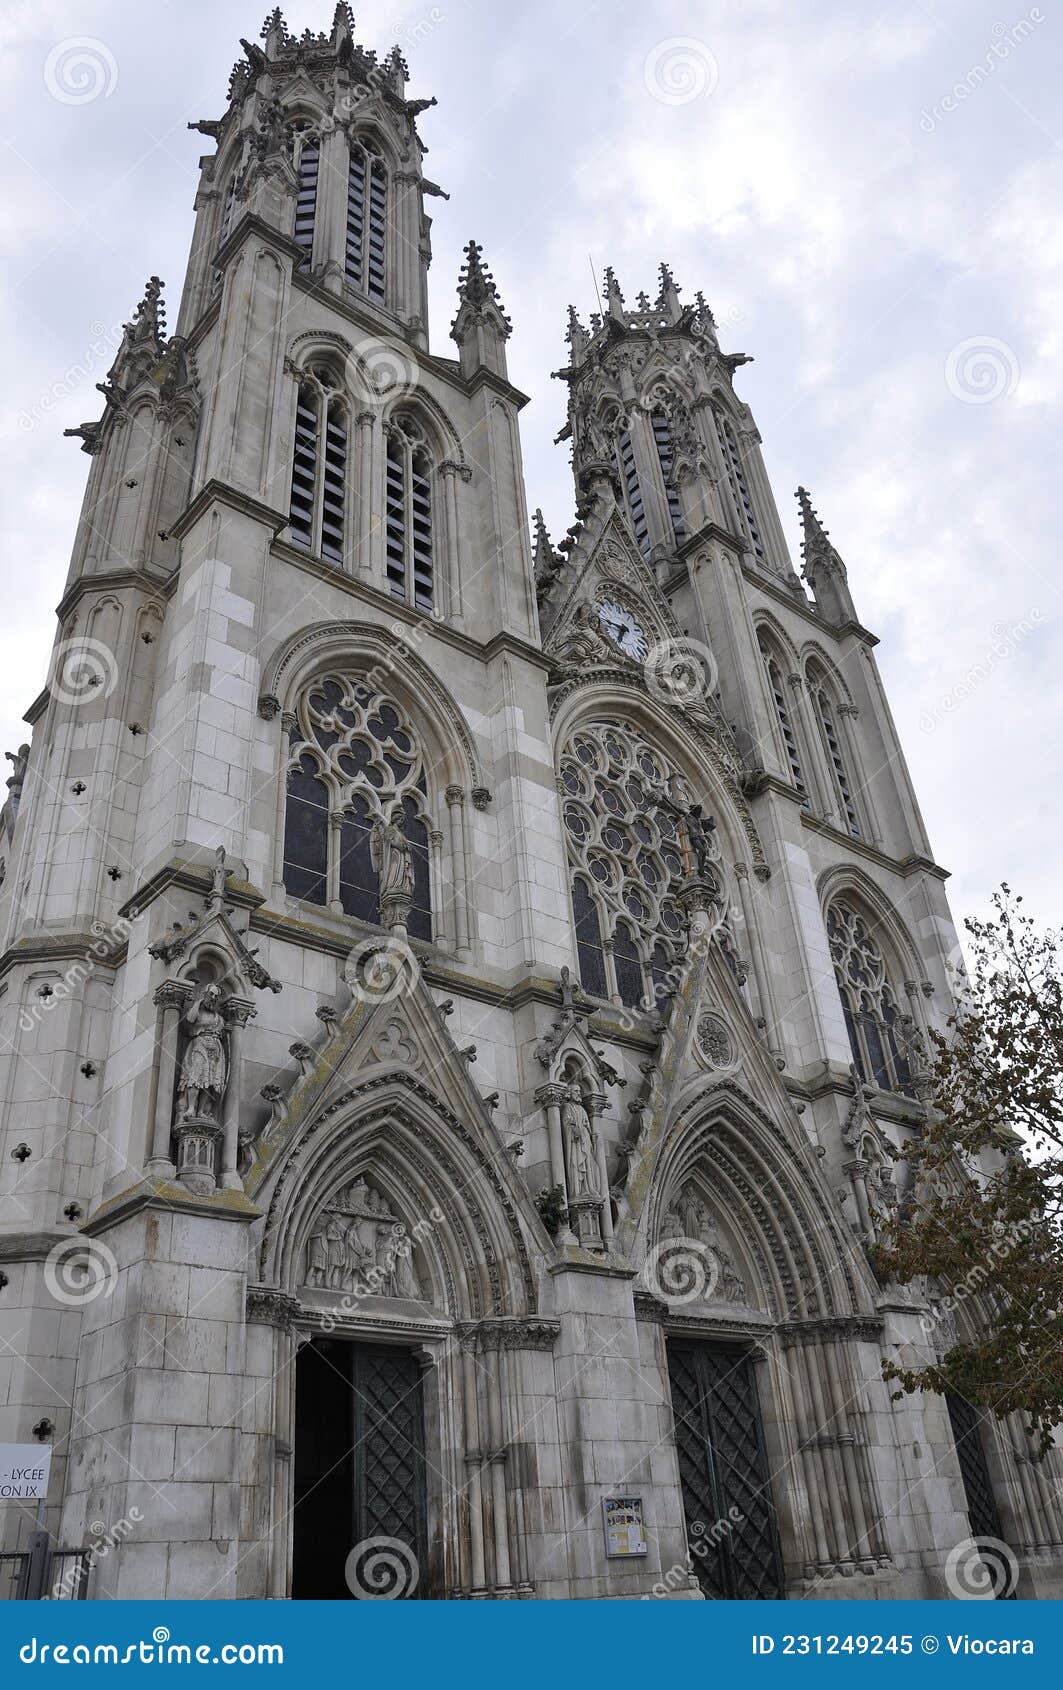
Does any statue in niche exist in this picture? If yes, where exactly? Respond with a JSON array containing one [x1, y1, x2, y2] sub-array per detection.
[[668, 1182, 748, 1303], [176, 984, 228, 1121], [683, 803, 719, 881], [562, 1082, 600, 1198], [304, 1176, 422, 1300], [370, 803, 415, 929]]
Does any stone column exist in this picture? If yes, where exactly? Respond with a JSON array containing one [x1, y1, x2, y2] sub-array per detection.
[[354, 410, 375, 576], [245, 1288, 301, 1601], [440, 461, 465, 622], [429, 828, 448, 947], [534, 1083, 576, 1247], [838, 703, 882, 843], [220, 997, 256, 1192], [588, 1089, 613, 1249], [790, 673, 836, 821], [327, 812, 343, 911], [145, 980, 190, 1177], [459, 1334, 488, 1592], [734, 863, 785, 1069], [445, 785, 469, 955]]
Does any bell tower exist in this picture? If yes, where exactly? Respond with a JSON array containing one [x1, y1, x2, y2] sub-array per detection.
[[178, 4, 443, 346]]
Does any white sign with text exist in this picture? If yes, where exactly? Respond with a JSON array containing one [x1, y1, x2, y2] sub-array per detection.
[[0, 1444, 51, 1500]]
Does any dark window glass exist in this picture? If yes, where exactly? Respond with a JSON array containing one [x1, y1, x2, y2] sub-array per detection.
[[284, 757, 329, 904], [613, 920, 644, 1009], [572, 877, 608, 999]]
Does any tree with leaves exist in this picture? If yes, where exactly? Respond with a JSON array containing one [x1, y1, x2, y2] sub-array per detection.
[[872, 886, 1063, 1455]]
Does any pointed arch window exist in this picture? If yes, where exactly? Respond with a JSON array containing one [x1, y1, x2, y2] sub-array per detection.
[[385, 416, 434, 610], [758, 640, 807, 804], [712, 406, 765, 563], [287, 363, 349, 563], [650, 409, 687, 547], [291, 124, 320, 263], [812, 676, 860, 836], [827, 900, 912, 1095], [283, 674, 432, 940], [345, 138, 387, 302], [217, 170, 239, 251], [559, 720, 739, 1010], [614, 424, 651, 557]]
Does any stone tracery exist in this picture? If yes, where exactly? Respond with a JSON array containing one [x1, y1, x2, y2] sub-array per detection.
[[283, 671, 432, 937], [559, 717, 739, 1008]]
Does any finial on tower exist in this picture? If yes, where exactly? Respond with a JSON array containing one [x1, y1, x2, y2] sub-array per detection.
[[451, 241, 512, 378], [603, 266, 626, 324], [657, 261, 682, 323], [331, 2, 355, 46], [795, 487, 857, 626]]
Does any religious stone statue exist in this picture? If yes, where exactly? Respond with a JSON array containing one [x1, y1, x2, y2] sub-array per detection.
[[303, 1177, 422, 1300], [370, 803, 415, 931], [562, 1083, 599, 1198], [176, 985, 228, 1122], [669, 1183, 748, 1303], [683, 803, 719, 880]]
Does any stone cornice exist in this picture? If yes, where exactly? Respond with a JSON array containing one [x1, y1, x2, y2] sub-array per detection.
[[116, 855, 266, 924], [266, 536, 552, 672], [799, 814, 950, 881], [212, 210, 304, 274], [83, 1177, 262, 1235], [55, 566, 174, 627], [287, 269, 532, 410], [0, 1229, 71, 1264], [170, 479, 289, 544], [740, 563, 880, 648], [0, 931, 128, 985]]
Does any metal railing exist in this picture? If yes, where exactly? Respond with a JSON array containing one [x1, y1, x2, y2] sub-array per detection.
[[0, 1537, 90, 1600]]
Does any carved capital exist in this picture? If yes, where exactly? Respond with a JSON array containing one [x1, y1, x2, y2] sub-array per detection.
[[534, 1082, 567, 1109], [153, 979, 193, 1013], [246, 1285, 301, 1328], [444, 783, 465, 807]]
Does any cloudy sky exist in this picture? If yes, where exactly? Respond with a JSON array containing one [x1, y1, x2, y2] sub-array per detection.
[[1, 0, 1059, 932]]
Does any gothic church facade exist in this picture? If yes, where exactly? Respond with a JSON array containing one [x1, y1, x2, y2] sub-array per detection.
[[1, 7, 1061, 1601]]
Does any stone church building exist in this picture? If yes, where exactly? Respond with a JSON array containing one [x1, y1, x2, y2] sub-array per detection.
[[1, 7, 1060, 1601]]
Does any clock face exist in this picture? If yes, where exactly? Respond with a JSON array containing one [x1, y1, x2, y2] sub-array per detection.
[[598, 599, 649, 660]]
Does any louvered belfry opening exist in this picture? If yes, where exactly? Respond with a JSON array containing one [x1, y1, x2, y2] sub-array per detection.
[[345, 139, 387, 302], [292, 125, 320, 261], [385, 417, 434, 611], [287, 363, 348, 563]]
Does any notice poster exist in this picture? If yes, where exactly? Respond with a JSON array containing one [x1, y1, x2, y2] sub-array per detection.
[[602, 1495, 647, 1558]]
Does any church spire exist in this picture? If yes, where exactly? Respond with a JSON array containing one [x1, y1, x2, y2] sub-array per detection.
[[796, 487, 858, 626], [451, 239, 512, 379]]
